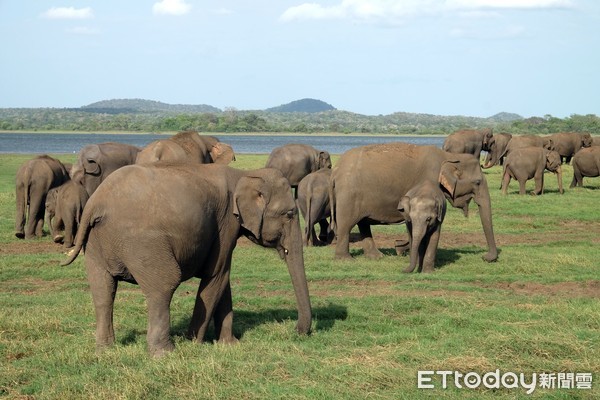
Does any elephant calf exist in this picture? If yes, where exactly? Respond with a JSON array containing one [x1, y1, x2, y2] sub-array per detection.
[[397, 181, 446, 273], [46, 181, 89, 248], [297, 168, 333, 246], [501, 147, 563, 195], [570, 146, 600, 188]]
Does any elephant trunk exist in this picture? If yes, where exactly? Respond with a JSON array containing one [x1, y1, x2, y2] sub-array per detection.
[[405, 225, 424, 273], [555, 165, 564, 194], [283, 215, 312, 335], [482, 151, 496, 169], [474, 177, 499, 262]]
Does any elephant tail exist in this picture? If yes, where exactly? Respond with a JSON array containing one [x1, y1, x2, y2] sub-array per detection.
[[61, 203, 99, 266], [328, 176, 337, 235], [304, 185, 313, 245]]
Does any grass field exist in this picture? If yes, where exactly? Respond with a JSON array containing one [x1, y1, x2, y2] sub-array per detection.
[[1, 152, 599, 399]]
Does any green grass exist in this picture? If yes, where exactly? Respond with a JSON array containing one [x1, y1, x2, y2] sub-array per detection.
[[1, 152, 599, 399]]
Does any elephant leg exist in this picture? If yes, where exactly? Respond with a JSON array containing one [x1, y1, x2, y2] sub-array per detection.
[[421, 228, 441, 273], [570, 169, 582, 188], [358, 220, 383, 259], [85, 258, 118, 352], [188, 268, 231, 343], [518, 179, 527, 195], [63, 215, 75, 248], [317, 219, 330, 244], [333, 217, 354, 260], [145, 289, 177, 357], [213, 282, 238, 344], [501, 171, 511, 194], [15, 184, 26, 238], [533, 173, 543, 195], [25, 191, 44, 239]]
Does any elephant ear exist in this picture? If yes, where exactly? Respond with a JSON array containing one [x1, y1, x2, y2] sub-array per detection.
[[210, 142, 236, 164], [82, 145, 101, 175], [397, 196, 411, 219], [436, 198, 446, 223], [438, 161, 460, 198], [233, 176, 269, 240]]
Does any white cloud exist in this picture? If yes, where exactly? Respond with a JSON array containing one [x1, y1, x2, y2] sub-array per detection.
[[280, 0, 574, 22], [42, 7, 94, 20], [153, 0, 192, 16]]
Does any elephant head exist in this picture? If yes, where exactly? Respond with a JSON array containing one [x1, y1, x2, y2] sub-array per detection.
[[482, 128, 494, 151], [209, 142, 236, 164], [438, 156, 497, 262], [233, 169, 312, 335], [581, 133, 593, 148], [545, 150, 564, 194], [318, 151, 332, 170]]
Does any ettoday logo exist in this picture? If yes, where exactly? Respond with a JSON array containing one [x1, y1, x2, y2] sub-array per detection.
[[418, 370, 593, 394]]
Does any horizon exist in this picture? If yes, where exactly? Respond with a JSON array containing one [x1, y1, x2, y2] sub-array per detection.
[[1, 1, 598, 118]]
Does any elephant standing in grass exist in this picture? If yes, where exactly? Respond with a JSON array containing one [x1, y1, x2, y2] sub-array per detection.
[[297, 168, 333, 246], [265, 144, 332, 191], [570, 146, 600, 187], [329, 143, 498, 262], [397, 180, 446, 273], [545, 132, 592, 164], [62, 163, 312, 357], [47, 181, 89, 248], [501, 147, 563, 195], [71, 142, 140, 196], [136, 131, 235, 165], [15, 155, 70, 239], [482, 132, 512, 168], [442, 128, 494, 159], [504, 135, 554, 156]]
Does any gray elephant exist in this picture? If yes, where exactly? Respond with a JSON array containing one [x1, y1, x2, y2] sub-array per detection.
[[570, 146, 600, 187], [329, 143, 498, 262], [397, 180, 446, 273], [442, 128, 494, 159], [15, 155, 70, 239], [136, 131, 235, 165], [504, 135, 554, 156], [501, 147, 563, 195], [592, 137, 600, 147], [482, 132, 512, 168], [545, 132, 592, 164], [47, 180, 89, 248], [71, 142, 140, 196], [62, 164, 312, 357], [265, 144, 332, 190], [44, 187, 60, 240], [297, 168, 333, 246]]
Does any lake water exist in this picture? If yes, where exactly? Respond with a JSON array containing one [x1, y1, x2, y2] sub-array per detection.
[[0, 132, 445, 155]]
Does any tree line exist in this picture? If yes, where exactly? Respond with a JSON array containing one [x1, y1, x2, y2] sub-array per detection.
[[0, 108, 598, 135]]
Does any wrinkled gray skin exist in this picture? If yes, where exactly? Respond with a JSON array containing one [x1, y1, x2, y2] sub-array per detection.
[[297, 168, 333, 246], [136, 131, 235, 165], [71, 142, 140, 196], [265, 144, 332, 189], [504, 135, 554, 156], [545, 132, 592, 164], [501, 147, 563, 195], [398, 180, 446, 273], [62, 164, 312, 357], [483, 132, 513, 168], [592, 137, 600, 147], [15, 155, 69, 239], [46, 180, 89, 248], [329, 143, 498, 263], [570, 146, 600, 187], [442, 128, 494, 159]]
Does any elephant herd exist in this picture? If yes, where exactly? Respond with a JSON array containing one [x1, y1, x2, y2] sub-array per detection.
[[12, 129, 599, 356]]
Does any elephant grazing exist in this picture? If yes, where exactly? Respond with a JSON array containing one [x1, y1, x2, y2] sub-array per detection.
[[482, 132, 512, 168], [501, 147, 563, 195], [442, 128, 494, 159], [62, 164, 312, 357], [329, 143, 498, 262], [265, 144, 332, 190], [397, 180, 446, 273], [570, 146, 600, 188], [545, 132, 592, 164], [15, 155, 70, 239]]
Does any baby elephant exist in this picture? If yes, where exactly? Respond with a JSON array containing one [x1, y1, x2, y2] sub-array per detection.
[[297, 169, 333, 246], [501, 147, 563, 195], [46, 181, 89, 248], [397, 181, 446, 273]]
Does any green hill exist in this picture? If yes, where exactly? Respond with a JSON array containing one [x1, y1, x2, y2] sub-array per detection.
[[266, 98, 336, 113], [81, 98, 221, 114]]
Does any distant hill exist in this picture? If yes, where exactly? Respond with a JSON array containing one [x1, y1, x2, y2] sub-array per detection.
[[487, 112, 523, 122], [266, 98, 336, 113], [81, 98, 221, 114]]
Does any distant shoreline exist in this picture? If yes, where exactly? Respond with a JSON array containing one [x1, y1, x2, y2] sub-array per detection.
[[0, 130, 448, 137]]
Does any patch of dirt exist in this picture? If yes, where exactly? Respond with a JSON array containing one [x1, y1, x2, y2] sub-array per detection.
[[0, 240, 65, 255], [471, 280, 600, 298]]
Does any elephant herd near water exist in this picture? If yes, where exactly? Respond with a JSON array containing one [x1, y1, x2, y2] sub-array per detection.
[[12, 129, 600, 356]]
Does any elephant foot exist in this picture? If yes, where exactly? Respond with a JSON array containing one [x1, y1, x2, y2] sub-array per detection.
[[395, 240, 410, 256], [149, 342, 175, 358], [15, 231, 25, 239], [402, 267, 415, 273], [334, 252, 354, 261], [217, 336, 239, 345], [364, 249, 384, 260], [482, 251, 498, 263], [53, 234, 64, 243]]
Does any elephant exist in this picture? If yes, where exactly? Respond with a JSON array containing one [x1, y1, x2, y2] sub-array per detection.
[[136, 131, 235, 165], [71, 142, 140, 196], [297, 168, 333, 246], [15, 155, 70, 239], [61, 163, 312, 357], [570, 146, 600, 188], [329, 143, 498, 262], [545, 132, 592, 164], [44, 187, 59, 240], [592, 137, 600, 147], [503, 134, 554, 156], [46, 180, 89, 248], [501, 147, 563, 195], [442, 128, 494, 159], [397, 180, 446, 274], [265, 144, 332, 191], [482, 132, 512, 168]]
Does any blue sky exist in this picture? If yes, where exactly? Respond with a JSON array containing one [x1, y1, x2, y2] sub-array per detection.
[[0, 0, 598, 117]]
